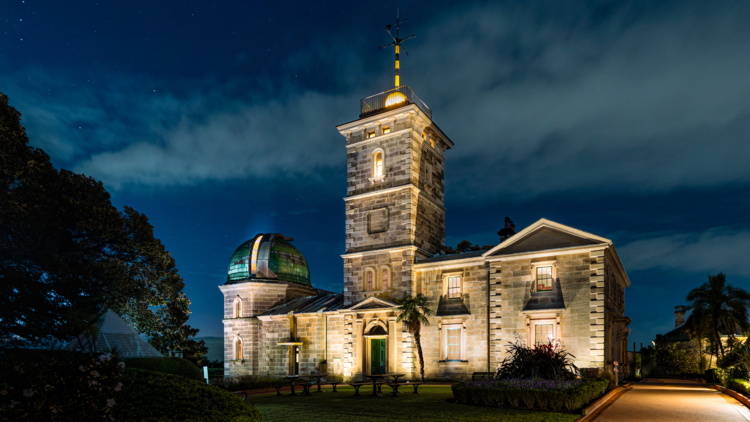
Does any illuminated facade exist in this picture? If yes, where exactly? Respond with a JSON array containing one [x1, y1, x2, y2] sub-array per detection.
[[220, 88, 631, 380]]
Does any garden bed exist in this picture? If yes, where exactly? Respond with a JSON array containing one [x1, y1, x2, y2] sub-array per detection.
[[451, 378, 608, 413]]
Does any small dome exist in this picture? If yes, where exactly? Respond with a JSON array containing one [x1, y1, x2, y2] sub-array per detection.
[[226, 234, 311, 287], [385, 91, 407, 107]]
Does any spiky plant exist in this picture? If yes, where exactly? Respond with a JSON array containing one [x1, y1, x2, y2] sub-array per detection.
[[395, 293, 433, 382], [495, 335, 578, 380]]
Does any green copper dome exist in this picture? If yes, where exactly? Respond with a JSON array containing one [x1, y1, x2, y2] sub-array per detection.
[[226, 233, 311, 287]]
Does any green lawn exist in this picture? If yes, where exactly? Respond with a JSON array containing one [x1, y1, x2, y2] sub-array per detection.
[[249, 386, 579, 422]]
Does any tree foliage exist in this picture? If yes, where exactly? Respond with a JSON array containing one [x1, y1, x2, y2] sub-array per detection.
[[0, 92, 205, 356], [444, 240, 494, 255], [685, 273, 750, 357], [651, 343, 697, 375], [395, 293, 433, 381]]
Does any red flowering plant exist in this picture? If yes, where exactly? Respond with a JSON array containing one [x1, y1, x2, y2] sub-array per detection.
[[0, 349, 125, 422], [494, 335, 579, 381]]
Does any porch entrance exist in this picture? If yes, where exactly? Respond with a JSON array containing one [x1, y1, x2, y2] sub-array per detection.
[[370, 338, 386, 374]]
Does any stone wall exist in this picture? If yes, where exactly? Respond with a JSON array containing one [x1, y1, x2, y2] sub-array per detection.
[[347, 132, 414, 197], [219, 281, 317, 378], [342, 249, 415, 306], [416, 262, 489, 380], [487, 252, 604, 371], [344, 189, 413, 253]]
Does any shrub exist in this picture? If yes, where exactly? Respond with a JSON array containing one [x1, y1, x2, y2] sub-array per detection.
[[579, 367, 600, 379], [114, 368, 261, 422], [654, 343, 698, 375], [600, 371, 616, 390], [707, 367, 733, 386], [731, 379, 750, 396], [211, 375, 288, 391], [0, 349, 124, 422], [452, 378, 608, 413], [495, 337, 578, 380], [124, 357, 203, 381]]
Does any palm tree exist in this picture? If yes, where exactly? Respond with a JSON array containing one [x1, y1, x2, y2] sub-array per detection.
[[684, 305, 710, 370], [395, 293, 433, 382], [685, 273, 750, 357]]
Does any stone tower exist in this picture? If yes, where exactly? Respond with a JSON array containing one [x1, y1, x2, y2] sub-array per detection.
[[336, 88, 454, 306]]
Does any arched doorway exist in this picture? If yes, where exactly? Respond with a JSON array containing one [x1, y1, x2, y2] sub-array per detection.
[[364, 324, 388, 375]]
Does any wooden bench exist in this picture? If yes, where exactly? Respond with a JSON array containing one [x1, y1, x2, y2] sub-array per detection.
[[348, 381, 371, 396], [273, 383, 287, 396], [326, 380, 341, 392], [471, 372, 495, 382], [389, 382, 423, 394], [295, 382, 313, 396]]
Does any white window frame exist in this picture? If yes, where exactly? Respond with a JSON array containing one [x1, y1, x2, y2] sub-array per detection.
[[531, 261, 557, 293], [442, 271, 463, 299], [527, 317, 560, 347], [447, 275, 461, 299], [439, 321, 467, 362]]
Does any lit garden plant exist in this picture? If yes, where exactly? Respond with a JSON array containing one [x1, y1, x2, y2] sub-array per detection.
[[451, 338, 608, 412]]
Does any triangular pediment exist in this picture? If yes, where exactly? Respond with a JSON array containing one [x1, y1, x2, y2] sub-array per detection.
[[483, 218, 611, 257], [347, 296, 399, 311]]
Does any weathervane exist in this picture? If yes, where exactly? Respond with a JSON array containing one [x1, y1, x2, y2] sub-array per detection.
[[379, 10, 416, 88]]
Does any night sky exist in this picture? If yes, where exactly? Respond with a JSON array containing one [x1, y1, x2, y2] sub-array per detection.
[[4, 0, 750, 350]]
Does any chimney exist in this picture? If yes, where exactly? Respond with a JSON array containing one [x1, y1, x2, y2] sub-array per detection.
[[498, 217, 516, 242], [675, 305, 686, 327]]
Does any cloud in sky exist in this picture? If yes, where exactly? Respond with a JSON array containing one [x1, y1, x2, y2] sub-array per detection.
[[619, 228, 750, 277], [6, 1, 750, 197]]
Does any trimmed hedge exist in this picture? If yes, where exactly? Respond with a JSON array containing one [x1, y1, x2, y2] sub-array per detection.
[[452, 378, 608, 413], [211, 375, 289, 391], [114, 368, 262, 422], [731, 379, 750, 396], [124, 357, 203, 381]]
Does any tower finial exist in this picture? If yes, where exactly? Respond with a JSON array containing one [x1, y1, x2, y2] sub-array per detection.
[[379, 9, 416, 88]]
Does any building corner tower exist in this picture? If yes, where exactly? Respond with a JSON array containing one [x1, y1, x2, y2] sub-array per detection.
[[336, 88, 454, 306]]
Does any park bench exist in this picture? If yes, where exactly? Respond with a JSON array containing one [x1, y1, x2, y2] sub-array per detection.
[[295, 381, 313, 396], [348, 380, 385, 396], [272, 382, 288, 396], [386, 382, 423, 394], [325, 379, 341, 392]]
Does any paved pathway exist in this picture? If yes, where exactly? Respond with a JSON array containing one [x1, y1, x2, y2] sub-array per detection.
[[594, 378, 750, 422]]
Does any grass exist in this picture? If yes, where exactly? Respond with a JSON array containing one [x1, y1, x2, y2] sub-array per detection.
[[248, 385, 579, 422]]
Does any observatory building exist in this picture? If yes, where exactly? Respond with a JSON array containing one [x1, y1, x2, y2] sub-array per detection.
[[220, 16, 631, 380]]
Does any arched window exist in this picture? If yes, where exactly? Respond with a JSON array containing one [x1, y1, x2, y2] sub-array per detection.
[[367, 270, 374, 291], [373, 152, 384, 177], [235, 298, 242, 318], [382, 269, 389, 290], [236, 337, 243, 360], [250, 236, 262, 273]]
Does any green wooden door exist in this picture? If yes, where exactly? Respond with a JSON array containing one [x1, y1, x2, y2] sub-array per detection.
[[370, 339, 386, 374]]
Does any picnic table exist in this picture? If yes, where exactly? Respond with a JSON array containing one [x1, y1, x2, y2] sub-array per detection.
[[376, 373, 406, 393], [283, 375, 302, 396], [300, 373, 327, 393], [363, 374, 387, 397]]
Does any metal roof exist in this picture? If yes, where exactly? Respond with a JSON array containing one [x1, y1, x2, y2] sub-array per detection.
[[227, 233, 311, 287], [260, 292, 345, 316], [415, 250, 486, 264]]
